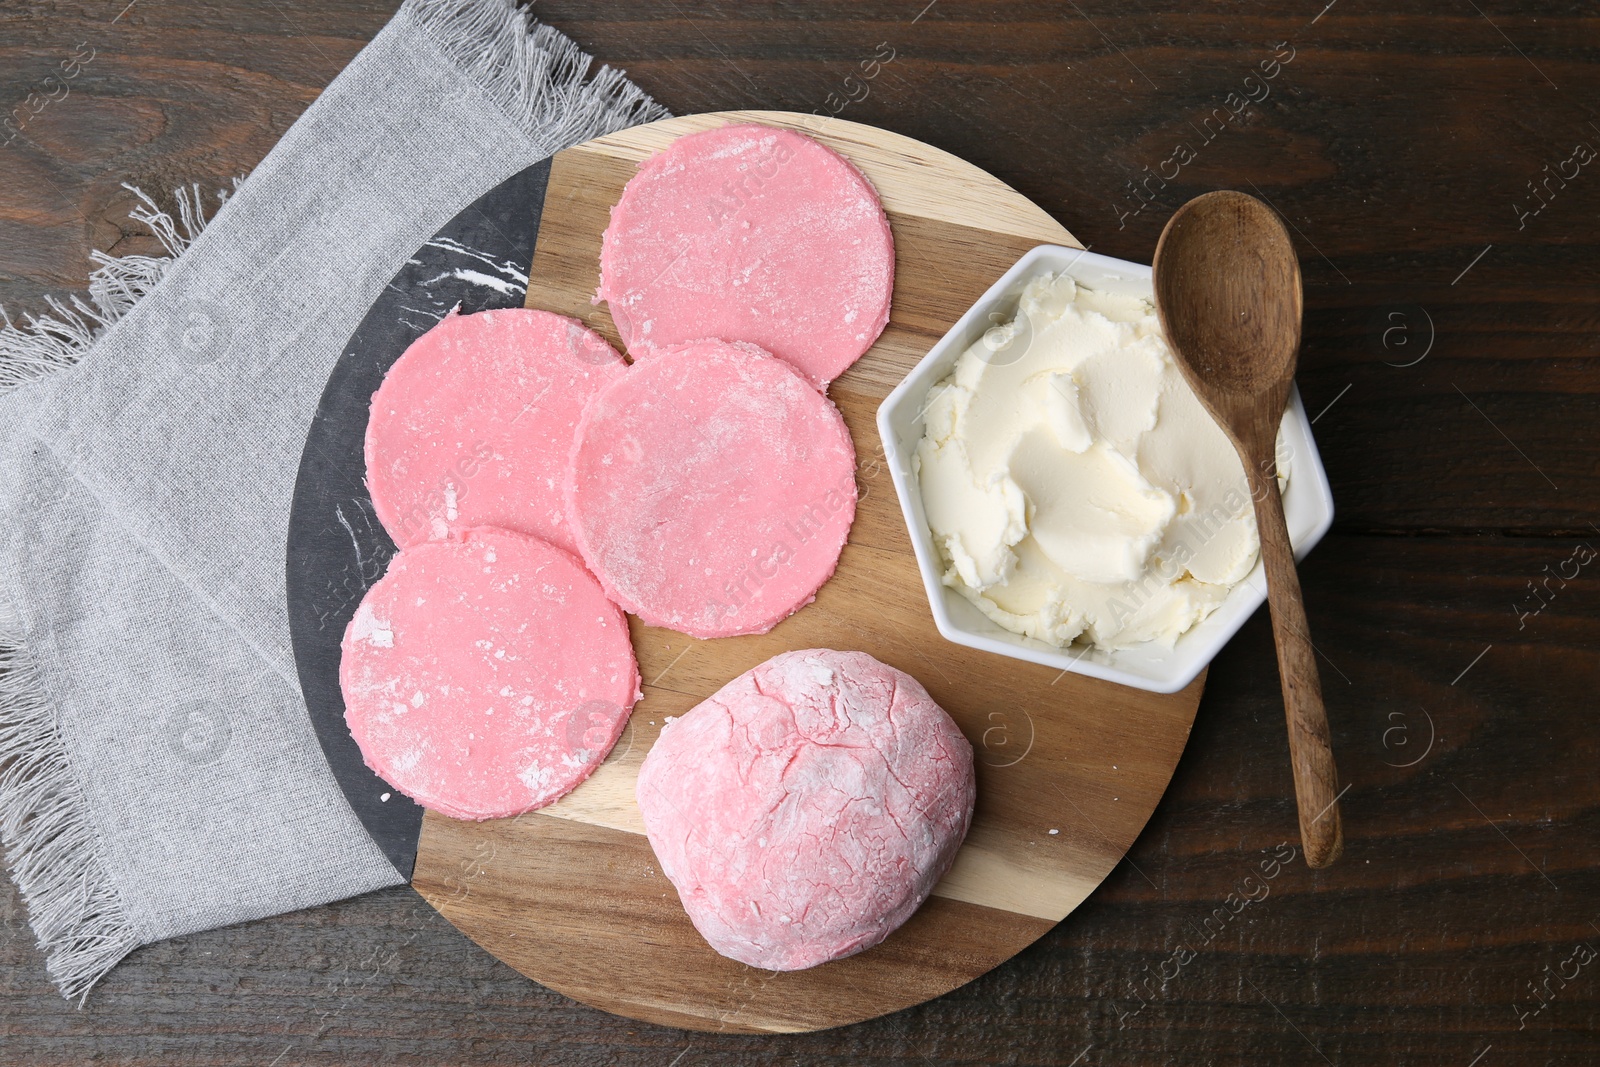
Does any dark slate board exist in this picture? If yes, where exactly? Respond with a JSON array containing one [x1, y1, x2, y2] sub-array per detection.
[[285, 158, 552, 880]]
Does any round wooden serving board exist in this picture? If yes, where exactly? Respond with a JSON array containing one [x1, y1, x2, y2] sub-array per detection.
[[288, 111, 1206, 1035]]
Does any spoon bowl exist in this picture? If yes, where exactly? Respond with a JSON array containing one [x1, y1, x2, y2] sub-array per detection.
[[1154, 191, 1303, 423]]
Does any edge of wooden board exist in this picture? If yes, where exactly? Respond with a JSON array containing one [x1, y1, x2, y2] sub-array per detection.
[[578, 110, 1082, 247]]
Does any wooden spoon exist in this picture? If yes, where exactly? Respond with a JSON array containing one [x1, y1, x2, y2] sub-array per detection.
[[1152, 190, 1343, 868]]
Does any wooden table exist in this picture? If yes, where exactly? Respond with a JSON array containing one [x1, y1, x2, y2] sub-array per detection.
[[2, 2, 1596, 1063]]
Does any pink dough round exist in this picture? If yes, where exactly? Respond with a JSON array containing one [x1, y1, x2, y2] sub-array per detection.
[[565, 340, 857, 639], [636, 649, 975, 971], [365, 307, 627, 552], [597, 124, 895, 389], [340, 527, 640, 821]]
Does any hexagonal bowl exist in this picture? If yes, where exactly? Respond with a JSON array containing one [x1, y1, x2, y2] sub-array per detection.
[[875, 244, 1335, 694]]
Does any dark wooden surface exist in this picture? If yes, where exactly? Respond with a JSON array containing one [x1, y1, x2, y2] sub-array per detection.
[[2, 1, 1597, 1063]]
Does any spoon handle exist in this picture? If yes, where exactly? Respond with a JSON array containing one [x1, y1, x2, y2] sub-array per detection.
[[1248, 454, 1344, 868]]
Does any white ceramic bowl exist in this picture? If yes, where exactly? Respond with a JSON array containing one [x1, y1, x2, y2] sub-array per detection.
[[876, 245, 1335, 694]]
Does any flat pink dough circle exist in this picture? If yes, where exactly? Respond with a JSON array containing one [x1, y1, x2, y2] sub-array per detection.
[[565, 341, 857, 639], [637, 649, 976, 971], [340, 527, 640, 821], [597, 124, 895, 389], [366, 307, 626, 552]]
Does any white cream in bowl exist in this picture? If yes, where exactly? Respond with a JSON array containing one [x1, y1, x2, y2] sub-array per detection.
[[913, 271, 1286, 652]]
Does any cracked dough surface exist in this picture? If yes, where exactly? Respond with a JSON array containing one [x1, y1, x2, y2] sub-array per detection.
[[341, 527, 639, 821], [597, 123, 895, 389], [366, 307, 627, 553], [636, 649, 974, 970]]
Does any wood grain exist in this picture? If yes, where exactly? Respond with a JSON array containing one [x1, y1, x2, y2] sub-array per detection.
[[408, 110, 1203, 1033], [3, 1, 1599, 1063]]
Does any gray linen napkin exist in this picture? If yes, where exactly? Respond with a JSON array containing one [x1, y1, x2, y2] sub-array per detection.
[[0, 0, 666, 1001]]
